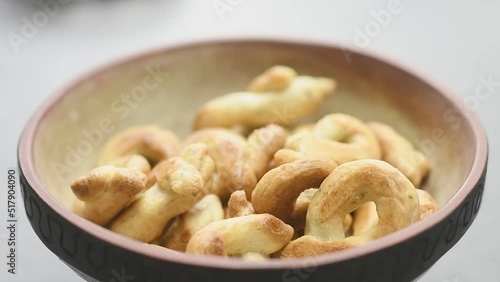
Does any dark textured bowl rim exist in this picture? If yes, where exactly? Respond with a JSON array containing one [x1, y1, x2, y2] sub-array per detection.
[[18, 37, 488, 270]]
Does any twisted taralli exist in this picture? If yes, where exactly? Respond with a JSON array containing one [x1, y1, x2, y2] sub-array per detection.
[[275, 113, 381, 166], [181, 128, 256, 200], [99, 125, 180, 166], [109, 143, 215, 243], [70, 163, 147, 226], [161, 194, 224, 252], [185, 214, 293, 258], [182, 124, 286, 199], [368, 122, 430, 187], [193, 66, 336, 129], [278, 160, 420, 258], [66, 63, 441, 262]]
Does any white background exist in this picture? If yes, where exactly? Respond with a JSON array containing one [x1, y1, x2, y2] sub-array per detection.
[[1, 0, 499, 281]]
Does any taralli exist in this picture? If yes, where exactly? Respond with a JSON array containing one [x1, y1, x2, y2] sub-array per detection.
[[275, 114, 381, 166], [252, 158, 337, 223], [72, 154, 152, 217], [227, 190, 254, 218], [161, 194, 224, 252], [245, 124, 287, 181], [416, 189, 439, 220], [99, 125, 180, 166], [185, 214, 293, 258], [70, 165, 147, 226], [291, 188, 353, 234], [67, 65, 439, 260], [193, 66, 336, 129], [182, 128, 255, 200], [182, 124, 286, 199], [368, 122, 430, 187], [109, 143, 215, 242], [278, 160, 420, 258]]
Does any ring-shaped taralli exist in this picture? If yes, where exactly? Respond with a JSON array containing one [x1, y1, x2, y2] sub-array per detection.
[[278, 159, 420, 258], [185, 214, 293, 258], [367, 122, 431, 187], [99, 125, 180, 166], [276, 113, 381, 165], [251, 158, 338, 223]]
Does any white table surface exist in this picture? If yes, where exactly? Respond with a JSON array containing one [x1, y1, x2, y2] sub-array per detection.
[[1, 1, 499, 281]]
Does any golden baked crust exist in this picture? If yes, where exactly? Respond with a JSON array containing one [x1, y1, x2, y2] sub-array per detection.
[[279, 159, 419, 258], [182, 128, 256, 200], [108, 154, 156, 189], [275, 113, 381, 166], [185, 213, 293, 258], [161, 194, 224, 252], [71, 165, 147, 226], [251, 157, 337, 223], [193, 66, 336, 129], [227, 190, 254, 218], [109, 143, 214, 243], [245, 124, 287, 181], [67, 65, 440, 260], [182, 124, 286, 199]]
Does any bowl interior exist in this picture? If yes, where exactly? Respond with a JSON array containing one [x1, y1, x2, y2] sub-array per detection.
[[33, 40, 476, 215]]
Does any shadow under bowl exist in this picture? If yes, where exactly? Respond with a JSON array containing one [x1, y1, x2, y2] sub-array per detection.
[[18, 38, 488, 282]]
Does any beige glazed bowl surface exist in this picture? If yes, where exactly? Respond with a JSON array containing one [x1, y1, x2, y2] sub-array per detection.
[[18, 39, 488, 282]]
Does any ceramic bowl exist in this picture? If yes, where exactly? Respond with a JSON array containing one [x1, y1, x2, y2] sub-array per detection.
[[18, 39, 488, 282]]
